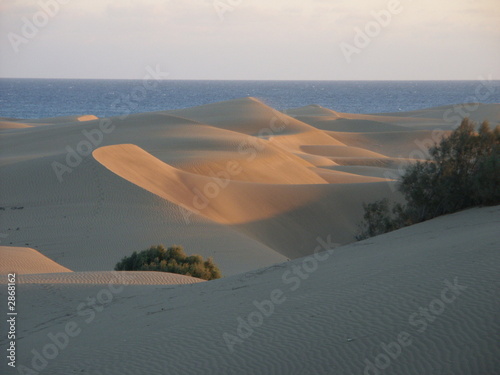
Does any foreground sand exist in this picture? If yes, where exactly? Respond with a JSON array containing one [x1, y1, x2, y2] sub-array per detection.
[[1, 206, 499, 374]]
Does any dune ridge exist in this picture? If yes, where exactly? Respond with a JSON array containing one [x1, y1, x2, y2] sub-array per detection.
[[1, 98, 499, 275], [93, 143, 398, 259]]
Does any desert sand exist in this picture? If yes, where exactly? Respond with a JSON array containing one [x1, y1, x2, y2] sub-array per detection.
[[0, 99, 499, 374], [0, 246, 72, 274]]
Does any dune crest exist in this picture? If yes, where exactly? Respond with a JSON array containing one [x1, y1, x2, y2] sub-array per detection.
[[93, 143, 398, 259], [2, 99, 499, 274], [93, 144, 328, 225]]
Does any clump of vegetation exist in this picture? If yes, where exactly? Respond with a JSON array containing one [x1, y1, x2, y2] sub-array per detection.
[[115, 245, 222, 280], [357, 118, 500, 240], [356, 199, 408, 240]]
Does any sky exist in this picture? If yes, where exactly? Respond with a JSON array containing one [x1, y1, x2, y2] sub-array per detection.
[[0, 0, 499, 80]]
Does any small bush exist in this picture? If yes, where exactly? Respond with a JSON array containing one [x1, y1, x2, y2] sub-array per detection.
[[357, 118, 500, 239], [401, 118, 500, 221], [115, 245, 222, 280], [356, 199, 392, 240]]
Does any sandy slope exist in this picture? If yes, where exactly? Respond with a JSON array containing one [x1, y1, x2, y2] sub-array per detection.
[[0, 115, 98, 130], [328, 130, 451, 158], [311, 168, 392, 184], [289, 103, 500, 130], [93, 143, 397, 259], [287, 104, 441, 128], [0, 246, 72, 274], [2, 206, 498, 375], [0, 271, 205, 285], [373, 102, 500, 122], [0, 246, 204, 285], [1, 99, 499, 277], [0, 121, 33, 130], [19, 115, 99, 125], [1, 99, 500, 374]]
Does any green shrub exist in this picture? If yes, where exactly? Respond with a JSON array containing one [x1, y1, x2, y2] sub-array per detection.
[[357, 118, 500, 239], [115, 245, 222, 280], [401, 118, 500, 221], [356, 199, 398, 240]]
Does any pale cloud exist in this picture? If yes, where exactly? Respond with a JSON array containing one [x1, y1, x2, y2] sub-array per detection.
[[0, 0, 498, 79]]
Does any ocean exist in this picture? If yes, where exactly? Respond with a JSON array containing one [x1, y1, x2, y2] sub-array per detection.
[[0, 79, 499, 119]]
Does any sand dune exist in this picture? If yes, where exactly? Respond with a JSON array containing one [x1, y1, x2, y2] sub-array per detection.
[[168, 98, 347, 154], [325, 165, 401, 179], [1, 99, 499, 374], [0, 120, 33, 130], [20, 114, 99, 125], [93, 143, 397, 259], [311, 168, 393, 184], [327, 130, 450, 158], [0, 271, 205, 285], [0, 246, 72, 274], [0, 115, 98, 130], [3, 206, 498, 375], [300, 144, 388, 158], [373, 102, 500, 122], [289, 103, 500, 131], [0, 246, 204, 285], [286, 104, 342, 118], [169, 98, 325, 136], [296, 117, 410, 133], [287, 104, 441, 128], [1, 99, 499, 276], [293, 152, 339, 167]]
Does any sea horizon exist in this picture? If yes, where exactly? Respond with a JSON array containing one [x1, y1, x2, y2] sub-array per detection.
[[1, 78, 499, 120]]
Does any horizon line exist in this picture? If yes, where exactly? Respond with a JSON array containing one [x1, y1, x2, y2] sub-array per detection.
[[1, 77, 498, 82]]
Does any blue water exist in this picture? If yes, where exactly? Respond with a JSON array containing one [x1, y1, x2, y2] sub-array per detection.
[[0, 79, 499, 119]]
